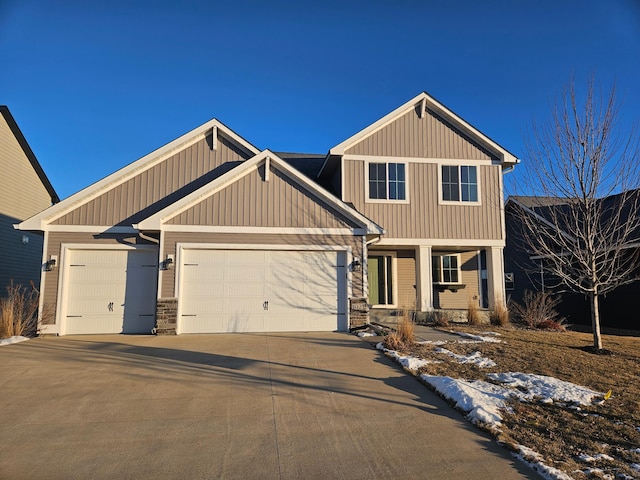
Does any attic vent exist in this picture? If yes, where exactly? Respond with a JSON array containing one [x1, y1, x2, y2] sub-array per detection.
[[419, 97, 427, 119], [211, 125, 218, 151]]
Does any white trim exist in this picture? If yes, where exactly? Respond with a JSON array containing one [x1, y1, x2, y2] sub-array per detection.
[[161, 225, 367, 235], [18, 119, 260, 231], [326, 92, 519, 165], [37, 230, 49, 331], [212, 125, 218, 151], [416, 245, 433, 312], [437, 164, 482, 206], [375, 238, 505, 247], [344, 154, 495, 166], [56, 243, 158, 336], [363, 159, 410, 204], [340, 156, 345, 201], [45, 225, 140, 233], [265, 155, 270, 182]]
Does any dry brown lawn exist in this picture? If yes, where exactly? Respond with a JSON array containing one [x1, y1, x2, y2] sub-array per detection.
[[397, 326, 640, 479]]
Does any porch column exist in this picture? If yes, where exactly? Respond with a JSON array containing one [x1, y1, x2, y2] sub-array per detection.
[[416, 246, 433, 312], [486, 246, 506, 309]]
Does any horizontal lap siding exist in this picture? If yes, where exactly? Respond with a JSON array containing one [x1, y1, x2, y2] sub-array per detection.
[[160, 232, 364, 300], [344, 161, 502, 240], [396, 251, 417, 309], [53, 135, 251, 226], [345, 109, 494, 160], [42, 232, 157, 325], [168, 165, 352, 228], [434, 251, 479, 309]]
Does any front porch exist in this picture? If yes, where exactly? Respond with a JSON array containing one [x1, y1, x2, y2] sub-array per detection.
[[365, 245, 506, 313]]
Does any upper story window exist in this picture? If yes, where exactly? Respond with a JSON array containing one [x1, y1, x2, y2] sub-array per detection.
[[441, 165, 478, 203], [368, 162, 406, 201]]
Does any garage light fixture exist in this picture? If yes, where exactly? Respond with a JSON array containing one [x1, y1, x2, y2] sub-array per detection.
[[351, 257, 362, 272], [162, 254, 174, 270], [44, 255, 57, 272]]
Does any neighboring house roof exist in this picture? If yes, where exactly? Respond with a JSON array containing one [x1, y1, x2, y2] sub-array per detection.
[[18, 118, 260, 231], [318, 91, 520, 179], [0, 106, 59, 204], [136, 149, 384, 235]]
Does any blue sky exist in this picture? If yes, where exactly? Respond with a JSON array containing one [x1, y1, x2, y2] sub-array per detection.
[[1, 0, 639, 200]]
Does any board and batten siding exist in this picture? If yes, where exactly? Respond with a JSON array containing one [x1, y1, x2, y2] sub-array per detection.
[[433, 251, 480, 309], [41, 232, 158, 325], [168, 165, 353, 229], [52, 135, 252, 227], [343, 161, 502, 240], [160, 232, 364, 300], [345, 108, 496, 160]]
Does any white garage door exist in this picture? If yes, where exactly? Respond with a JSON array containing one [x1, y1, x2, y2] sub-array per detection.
[[179, 249, 347, 333], [64, 249, 158, 335]]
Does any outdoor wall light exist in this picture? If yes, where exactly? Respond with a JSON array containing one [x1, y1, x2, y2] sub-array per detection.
[[162, 254, 174, 270], [351, 257, 362, 272], [45, 255, 57, 272]]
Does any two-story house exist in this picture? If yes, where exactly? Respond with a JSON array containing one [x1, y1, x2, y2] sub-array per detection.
[[19, 93, 518, 335], [1, 106, 59, 294]]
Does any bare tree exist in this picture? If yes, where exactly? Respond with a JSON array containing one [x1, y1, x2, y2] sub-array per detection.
[[512, 77, 640, 350]]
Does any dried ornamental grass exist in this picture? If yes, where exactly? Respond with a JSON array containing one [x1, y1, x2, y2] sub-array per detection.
[[0, 281, 40, 338]]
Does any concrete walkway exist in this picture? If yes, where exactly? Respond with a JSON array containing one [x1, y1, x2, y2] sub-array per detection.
[[0, 333, 534, 479]]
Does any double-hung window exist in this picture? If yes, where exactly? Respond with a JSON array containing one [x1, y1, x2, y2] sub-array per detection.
[[441, 165, 478, 202], [432, 254, 461, 284], [368, 162, 406, 201]]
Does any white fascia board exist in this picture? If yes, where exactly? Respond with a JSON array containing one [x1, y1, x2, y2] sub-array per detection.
[[328, 92, 519, 166], [18, 119, 260, 232], [374, 238, 505, 248]]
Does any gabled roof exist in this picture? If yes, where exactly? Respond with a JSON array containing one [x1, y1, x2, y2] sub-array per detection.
[[318, 91, 520, 178], [1, 106, 59, 204], [136, 149, 384, 235], [18, 118, 260, 231]]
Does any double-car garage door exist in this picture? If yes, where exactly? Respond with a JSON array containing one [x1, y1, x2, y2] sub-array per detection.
[[62, 248, 347, 335], [179, 249, 347, 333]]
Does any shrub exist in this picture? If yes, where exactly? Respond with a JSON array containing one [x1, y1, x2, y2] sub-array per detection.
[[490, 297, 510, 326], [432, 310, 450, 328], [384, 311, 415, 350], [510, 290, 565, 330], [467, 298, 481, 326], [0, 281, 40, 338]]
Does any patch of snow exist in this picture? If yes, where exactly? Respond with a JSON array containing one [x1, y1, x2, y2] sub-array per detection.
[[481, 331, 501, 336], [357, 331, 376, 337], [631, 463, 640, 471], [420, 375, 514, 429], [581, 468, 613, 479], [578, 453, 614, 463], [454, 331, 502, 343], [513, 445, 574, 480], [631, 448, 640, 454], [487, 372, 601, 405], [376, 343, 438, 370], [416, 340, 447, 345], [616, 474, 635, 480], [434, 347, 497, 368], [0, 336, 29, 346]]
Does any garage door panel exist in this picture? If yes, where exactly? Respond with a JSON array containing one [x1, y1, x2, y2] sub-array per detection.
[[179, 249, 345, 333], [64, 249, 158, 335]]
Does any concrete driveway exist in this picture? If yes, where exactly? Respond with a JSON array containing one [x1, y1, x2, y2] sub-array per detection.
[[0, 333, 534, 479]]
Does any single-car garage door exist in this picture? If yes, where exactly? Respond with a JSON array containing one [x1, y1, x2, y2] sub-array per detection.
[[179, 249, 347, 333], [63, 249, 158, 335]]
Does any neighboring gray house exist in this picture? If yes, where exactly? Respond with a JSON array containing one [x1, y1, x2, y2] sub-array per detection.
[[19, 92, 518, 335], [0, 106, 59, 294]]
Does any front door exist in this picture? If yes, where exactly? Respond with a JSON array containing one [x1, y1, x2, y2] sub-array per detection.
[[368, 255, 394, 306]]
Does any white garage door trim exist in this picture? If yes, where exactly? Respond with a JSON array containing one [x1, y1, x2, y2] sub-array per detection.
[[57, 244, 159, 335], [175, 243, 352, 334]]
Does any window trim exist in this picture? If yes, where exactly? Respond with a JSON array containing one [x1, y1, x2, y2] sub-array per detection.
[[432, 253, 462, 285], [364, 160, 410, 204], [437, 164, 481, 206]]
